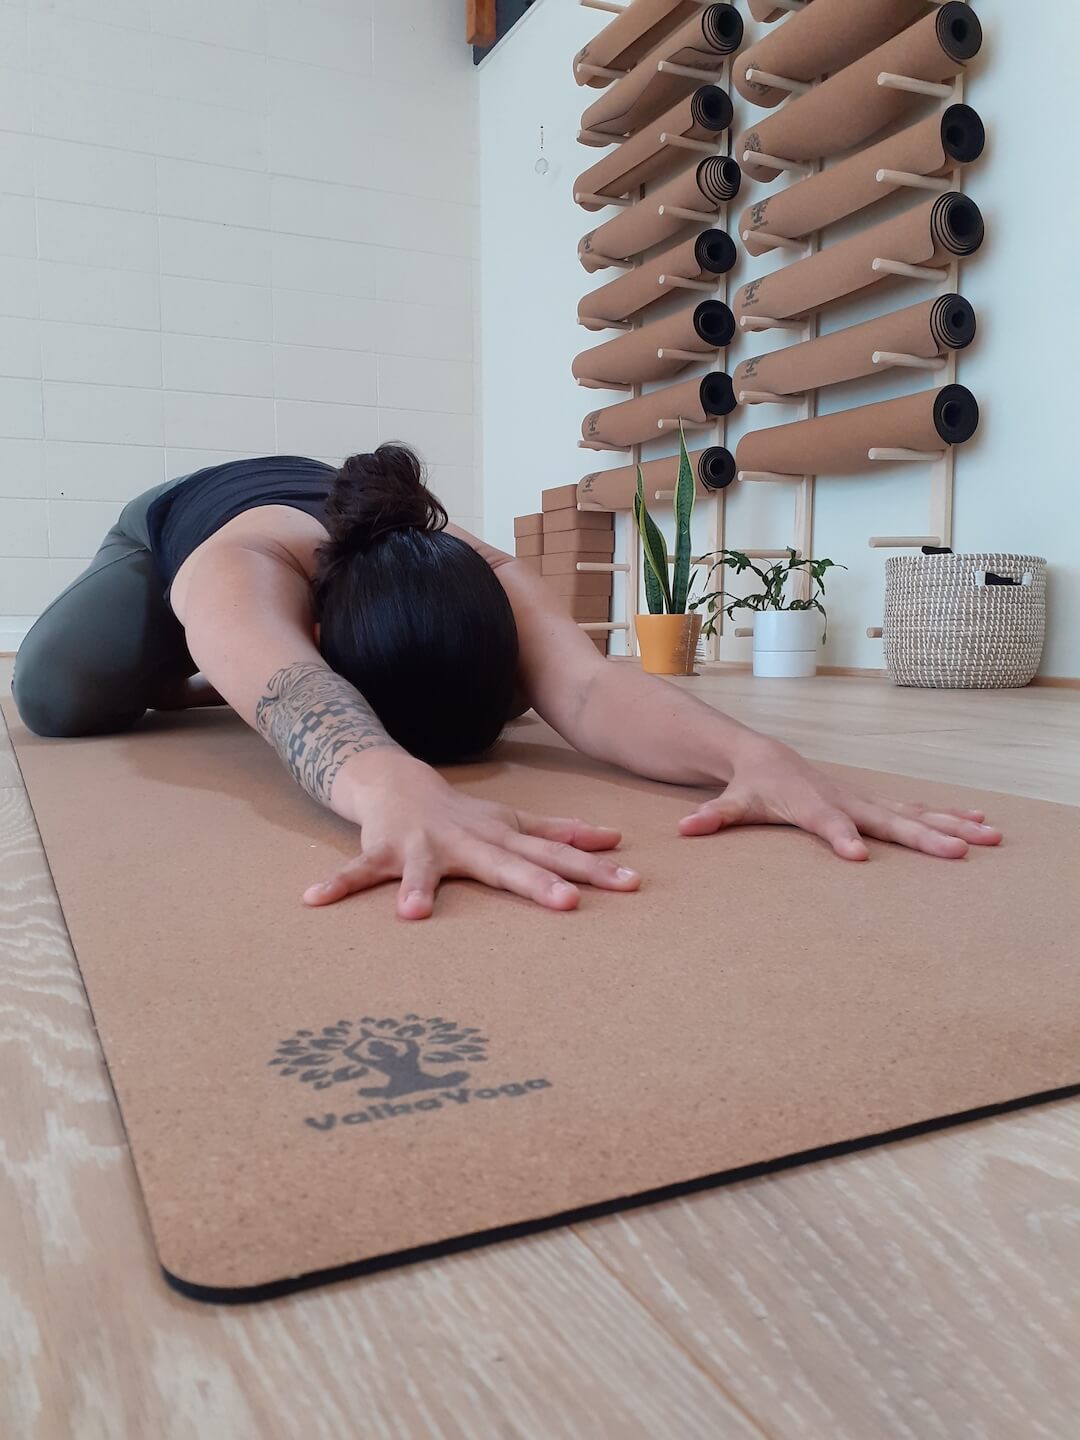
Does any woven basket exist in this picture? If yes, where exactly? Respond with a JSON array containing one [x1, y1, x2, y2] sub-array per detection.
[[884, 553, 1046, 688]]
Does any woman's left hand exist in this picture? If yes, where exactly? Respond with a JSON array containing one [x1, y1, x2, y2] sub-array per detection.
[[680, 738, 1002, 860]]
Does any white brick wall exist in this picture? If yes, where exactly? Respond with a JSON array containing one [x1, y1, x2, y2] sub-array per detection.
[[0, 0, 480, 651]]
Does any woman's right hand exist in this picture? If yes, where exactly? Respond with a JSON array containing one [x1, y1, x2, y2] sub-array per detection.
[[304, 750, 640, 919]]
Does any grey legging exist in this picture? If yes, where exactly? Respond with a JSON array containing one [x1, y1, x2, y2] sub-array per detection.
[[13, 476, 197, 737]]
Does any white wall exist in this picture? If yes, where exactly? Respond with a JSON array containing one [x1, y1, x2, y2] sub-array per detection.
[[0, 0, 480, 652], [478, 0, 1080, 679]]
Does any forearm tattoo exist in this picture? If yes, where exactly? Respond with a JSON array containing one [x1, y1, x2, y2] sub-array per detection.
[[255, 663, 398, 803]]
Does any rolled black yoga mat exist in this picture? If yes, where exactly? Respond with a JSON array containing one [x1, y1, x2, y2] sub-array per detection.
[[581, 5, 743, 143], [580, 228, 737, 328], [573, 300, 735, 388], [578, 447, 736, 510], [582, 372, 736, 449], [575, 86, 733, 209], [579, 157, 741, 273], [733, 193, 984, 326]]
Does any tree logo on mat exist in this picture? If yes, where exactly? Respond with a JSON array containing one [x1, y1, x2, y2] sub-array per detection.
[[270, 1015, 488, 1098], [269, 1014, 555, 1133]]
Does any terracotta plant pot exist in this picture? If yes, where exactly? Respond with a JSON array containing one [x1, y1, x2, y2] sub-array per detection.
[[635, 613, 703, 675]]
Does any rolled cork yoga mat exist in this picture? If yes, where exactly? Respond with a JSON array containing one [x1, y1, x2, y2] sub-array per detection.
[[578, 446, 736, 510], [738, 4, 983, 184], [732, 193, 983, 326], [582, 372, 735, 450], [579, 157, 741, 273], [581, 5, 743, 143], [575, 87, 733, 209], [734, 295, 976, 400], [573, 300, 735, 388], [736, 384, 979, 477], [574, 0, 704, 88], [735, 0, 926, 108], [739, 105, 985, 256], [580, 229, 736, 328], [748, 0, 819, 23]]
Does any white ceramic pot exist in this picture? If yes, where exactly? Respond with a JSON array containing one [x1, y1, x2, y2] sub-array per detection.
[[751, 610, 822, 678]]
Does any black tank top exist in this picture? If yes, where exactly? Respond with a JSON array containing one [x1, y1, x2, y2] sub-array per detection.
[[147, 455, 336, 589]]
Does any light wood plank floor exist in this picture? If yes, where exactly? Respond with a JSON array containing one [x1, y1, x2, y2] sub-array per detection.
[[3, 658, 1079, 1440]]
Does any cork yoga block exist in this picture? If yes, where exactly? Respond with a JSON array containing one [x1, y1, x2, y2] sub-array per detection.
[[543, 528, 617, 556], [565, 595, 612, 621], [513, 513, 543, 538], [573, 300, 735, 388], [542, 484, 580, 512], [737, 5, 983, 184], [543, 571, 614, 597], [579, 157, 741, 273], [733, 295, 976, 401], [736, 384, 979, 478], [578, 447, 736, 511], [541, 552, 616, 576], [734, 0, 926, 108], [575, 86, 733, 209], [515, 534, 544, 559], [543, 509, 615, 534], [581, 4, 743, 142], [573, 0, 704, 88], [517, 556, 542, 573], [739, 106, 985, 257], [582, 372, 735, 450], [579, 229, 736, 328], [732, 193, 983, 326]]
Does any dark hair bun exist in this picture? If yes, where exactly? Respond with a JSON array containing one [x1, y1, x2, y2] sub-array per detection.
[[324, 444, 447, 552]]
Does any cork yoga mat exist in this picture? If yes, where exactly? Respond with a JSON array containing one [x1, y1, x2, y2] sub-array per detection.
[[734, 0, 926, 108], [733, 193, 983, 327], [579, 446, 736, 510], [8, 705, 1080, 1302], [582, 372, 735, 449], [748, 0, 818, 24], [580, 229, 736, 329], [738, 5, 983, 184], [575, 86, 732, 209], [580, 4, 742, 142], [736, 384, 979, 478], [579, 157, 741, 273], [733, 295, 976, 400], [574, 299, 734, 388], [739, 105, 985, 257], [574, 0, 703, 88]]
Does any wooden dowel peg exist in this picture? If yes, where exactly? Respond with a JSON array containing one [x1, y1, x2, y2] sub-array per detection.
[[575, 62, 626, 81], [576, 377, 634, 392], [743, 67, 809, 97], [872, 350, 947, 372], [738, 469, 803, 483], [657, 346, 711, 361], [868, 535, 942, 548], [658, 202, 718, 223], [577, 315, 633, 331], [657, 416, 714, 432], [574, 191, 633, 208], [765, 0, 805, 11], [661, 132, 720, 157], [741, 228, 807, 254], [877, 72, 954, 99], [579, 252, 634, 272], [738, 314, 805, 331], [579, 0, 626, 13], [876, 168, 951, 193], [578, 438, 631, 452], [733, 626, 754, 638], [872, 257, 949, 282], [664, 554, 711, 565], [742, 150, 812, 177], [658, 274, 720, 292], [737, 389, 802, 404], [735, 548, 801, 560], [867, 448, 946, 463], [654, 489, 675, 500], [866, 626, 884, 639], [578, 127, 623, 146], [579, 622, 630, 632], [576, 561, 631, 573], [657, 59, 721, 83]]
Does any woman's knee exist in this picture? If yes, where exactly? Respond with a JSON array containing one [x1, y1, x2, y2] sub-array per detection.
[[12, 631, 143, 738]]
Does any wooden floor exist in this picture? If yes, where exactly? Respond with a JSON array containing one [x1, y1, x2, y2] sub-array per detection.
[[2, 659, 1079, 1440]]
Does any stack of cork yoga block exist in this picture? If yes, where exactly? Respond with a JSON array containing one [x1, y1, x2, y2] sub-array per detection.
[[513, 487, 615, 655]]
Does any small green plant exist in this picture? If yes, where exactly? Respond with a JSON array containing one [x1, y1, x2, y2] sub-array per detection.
[[632, 423, 695, 615], [691, 549, 844, 640]]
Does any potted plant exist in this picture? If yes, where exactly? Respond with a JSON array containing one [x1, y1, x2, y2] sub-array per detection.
[[691, 549, 843, 678], [632, 426, 702, 675]]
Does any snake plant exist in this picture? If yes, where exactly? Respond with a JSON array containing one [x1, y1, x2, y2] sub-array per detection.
[[632, 423, 695, 615]]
